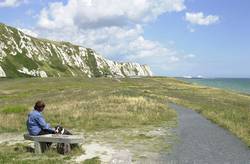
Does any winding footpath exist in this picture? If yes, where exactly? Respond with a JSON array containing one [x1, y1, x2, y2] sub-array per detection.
[[163, 103, 250, 164]]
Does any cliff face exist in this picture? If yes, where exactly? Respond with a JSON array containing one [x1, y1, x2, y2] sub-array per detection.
[[0, 23, 152, 78]]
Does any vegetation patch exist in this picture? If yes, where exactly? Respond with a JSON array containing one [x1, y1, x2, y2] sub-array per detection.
[[13, 53, 38, 70], [100, 66, 112, 77], [49, 46, 69, 73], [0, 143, 65, 164], [1, 105, 28, 114], [85, 49, 101, 77], [82, 157, 101, 164], [1, 57, 31, 78], [1, 77, 250, 162]]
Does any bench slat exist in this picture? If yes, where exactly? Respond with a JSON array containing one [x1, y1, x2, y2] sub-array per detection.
[[24, 134, 83, 144]]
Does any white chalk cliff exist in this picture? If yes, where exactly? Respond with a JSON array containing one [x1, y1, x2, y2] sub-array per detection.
[[0, 23, 152, 78]]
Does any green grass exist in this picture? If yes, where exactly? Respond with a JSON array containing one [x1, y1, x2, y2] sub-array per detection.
[[1, 105, 28, 114], [0, 77, 177, 163], [82, 157, 101, 164], [0, 77, 250, 162], [99, 65, 112, 77], [85, 49, 102, 77], [0, 143, 66, 164], [0, 77, 176, 133], [0, 142, 84, 164]]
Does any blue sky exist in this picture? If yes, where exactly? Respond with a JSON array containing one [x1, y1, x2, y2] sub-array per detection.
[[0, 0, 249, 77]]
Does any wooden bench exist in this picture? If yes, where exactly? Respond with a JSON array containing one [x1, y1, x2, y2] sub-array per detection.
[[24, 134, 83, 154]]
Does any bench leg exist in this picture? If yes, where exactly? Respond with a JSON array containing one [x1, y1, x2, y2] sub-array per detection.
[[34, 142, 48, 154], [34, 142, 42, 154], [64, 143, 71, 154], [56, 143, 71, 154]]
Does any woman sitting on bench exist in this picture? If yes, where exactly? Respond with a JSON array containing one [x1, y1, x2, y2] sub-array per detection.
[[26, 100, 55, 136], [26, 101, 76, 154]]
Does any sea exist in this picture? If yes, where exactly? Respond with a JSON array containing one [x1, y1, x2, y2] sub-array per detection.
[[177, 78, 250, 95]]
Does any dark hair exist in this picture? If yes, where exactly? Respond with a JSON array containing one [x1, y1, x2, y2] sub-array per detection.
[[34, 100, 45, 111]]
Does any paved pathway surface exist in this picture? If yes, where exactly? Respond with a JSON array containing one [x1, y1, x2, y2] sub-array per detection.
[[162, 103, 250, 164]]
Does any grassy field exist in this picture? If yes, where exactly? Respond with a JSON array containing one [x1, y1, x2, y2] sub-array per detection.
[[0, 77, 250, 163], [0, 77, 176, 133], [0, 77, 177, 163]]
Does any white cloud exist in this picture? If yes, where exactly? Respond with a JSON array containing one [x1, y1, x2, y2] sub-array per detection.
[[32, 0, 194, 74], [38, 0, 186, 29], [185, 54, 195, 58], [35, 24, 186, 74], [0, 0, 27, 7], [185, 12, 219, 25]]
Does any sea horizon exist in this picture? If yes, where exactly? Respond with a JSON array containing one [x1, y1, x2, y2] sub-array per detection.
[[176, 77, 250, 94]]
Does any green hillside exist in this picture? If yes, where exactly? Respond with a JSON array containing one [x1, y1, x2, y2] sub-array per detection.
[[0, 23, 152, 78]]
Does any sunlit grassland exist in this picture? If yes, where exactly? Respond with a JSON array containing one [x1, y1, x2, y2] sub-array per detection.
[[0, 77, 176, 163], [0, 77, 176, 133], [0, 77, 250, 145], [0, 77, 250, 163]]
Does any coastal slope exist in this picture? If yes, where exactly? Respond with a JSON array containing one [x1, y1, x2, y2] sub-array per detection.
[[0, 23, 152, 78]]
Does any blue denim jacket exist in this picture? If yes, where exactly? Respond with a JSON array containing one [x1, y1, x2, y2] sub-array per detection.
[[26, 109, 54, 135]]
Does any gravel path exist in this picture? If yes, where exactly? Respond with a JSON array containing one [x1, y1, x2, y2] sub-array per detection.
[[163, 103, 250, 164]]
